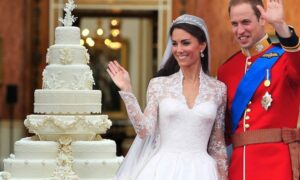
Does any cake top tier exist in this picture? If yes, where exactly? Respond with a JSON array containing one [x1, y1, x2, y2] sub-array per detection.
[[55, 0, 80, 45], [55, 26, 81, 45]]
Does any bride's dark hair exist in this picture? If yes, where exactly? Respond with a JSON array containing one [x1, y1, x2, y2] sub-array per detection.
[[154, 23, 209, 77]]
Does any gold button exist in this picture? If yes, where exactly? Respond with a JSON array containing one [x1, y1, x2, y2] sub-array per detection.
[[247, 61, 252, 66], [245, 116, 250, 120], [248, 101, 252, 105], [245, 124, 250, 128], [246, 108, 251, 112]]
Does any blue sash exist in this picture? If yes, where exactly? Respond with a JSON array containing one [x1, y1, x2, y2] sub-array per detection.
[[231, 46, 284, 133]]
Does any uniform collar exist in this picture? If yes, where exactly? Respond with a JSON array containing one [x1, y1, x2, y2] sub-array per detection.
[[241, 34, 272, 57]]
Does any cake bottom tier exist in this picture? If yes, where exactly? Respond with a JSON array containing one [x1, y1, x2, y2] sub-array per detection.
[[2, 137, 123, 179], [3, 159, 122, 179]]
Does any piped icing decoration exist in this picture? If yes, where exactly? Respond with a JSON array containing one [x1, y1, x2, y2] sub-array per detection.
[[58, 0, 77, 27]]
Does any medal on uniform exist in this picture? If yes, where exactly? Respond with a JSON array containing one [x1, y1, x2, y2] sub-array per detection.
[[264, 80, 270, 87], [261, 69, 272, 110], [263, 69, 271, 87], [261, 91, 272, 110]]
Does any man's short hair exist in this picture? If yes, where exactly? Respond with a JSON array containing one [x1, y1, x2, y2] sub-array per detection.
[[228, 0, 264, 20]]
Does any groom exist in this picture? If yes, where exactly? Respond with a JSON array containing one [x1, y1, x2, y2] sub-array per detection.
[[218, 0, 300, 179]]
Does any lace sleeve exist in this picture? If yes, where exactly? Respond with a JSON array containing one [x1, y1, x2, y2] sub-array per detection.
[[208, 84, 228, 180], [119, 78, 160, 139]]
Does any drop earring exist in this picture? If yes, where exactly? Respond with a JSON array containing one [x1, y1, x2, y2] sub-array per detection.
[[200, 51, 204, 58]]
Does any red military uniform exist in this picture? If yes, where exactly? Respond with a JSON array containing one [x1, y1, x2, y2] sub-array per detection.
[[218, 29, 300, 180]]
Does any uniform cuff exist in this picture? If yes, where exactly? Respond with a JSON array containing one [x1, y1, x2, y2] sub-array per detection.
[[276, 26, 300, 51]]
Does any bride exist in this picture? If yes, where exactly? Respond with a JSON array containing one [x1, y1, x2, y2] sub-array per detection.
[[107, 14, 228, 180]]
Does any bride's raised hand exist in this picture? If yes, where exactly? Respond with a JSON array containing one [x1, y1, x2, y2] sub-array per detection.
[[107, 60, 132, 92]]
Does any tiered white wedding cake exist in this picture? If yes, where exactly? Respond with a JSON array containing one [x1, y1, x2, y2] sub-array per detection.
[[0, 1, 123, 179]]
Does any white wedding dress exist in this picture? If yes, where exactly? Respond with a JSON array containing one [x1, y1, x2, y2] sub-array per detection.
[[115, 69, 228, 180]]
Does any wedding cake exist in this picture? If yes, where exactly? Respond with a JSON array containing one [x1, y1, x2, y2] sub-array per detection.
[[0, 1, 123, 179]]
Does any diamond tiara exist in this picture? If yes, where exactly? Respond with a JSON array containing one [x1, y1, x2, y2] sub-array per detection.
[[172, 14, 207, 31]]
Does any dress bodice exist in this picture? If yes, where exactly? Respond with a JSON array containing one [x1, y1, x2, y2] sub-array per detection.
[[159, 98, 217, 152], [119, 69, 228, 179]]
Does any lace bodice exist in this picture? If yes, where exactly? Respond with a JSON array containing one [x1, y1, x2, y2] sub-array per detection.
[[119, 69, 228, 179]]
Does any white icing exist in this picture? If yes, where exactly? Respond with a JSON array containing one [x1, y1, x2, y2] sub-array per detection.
[[42, 64, 94, 90], [34, 89, 102, 114], [55, 26, 80, 44], [3, 158, 122, 179], [71, 140, 117, 159], [14, 138, 117, 160], [15, 138, 59, 159], [3, 159, 56, 178], [3, 138, 123, 179], [0, 2, 123, 178], [24, 115, 112, 141], [47, 45, 90, 64]]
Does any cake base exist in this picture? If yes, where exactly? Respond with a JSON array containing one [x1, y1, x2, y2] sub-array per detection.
[[2, 137, 123, 179]]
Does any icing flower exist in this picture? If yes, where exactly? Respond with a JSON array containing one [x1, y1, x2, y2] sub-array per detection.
[[58, 0, 77, 26], [0, 172, 11, 179], [58, 136, 72, 146]]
